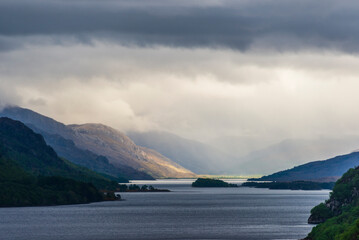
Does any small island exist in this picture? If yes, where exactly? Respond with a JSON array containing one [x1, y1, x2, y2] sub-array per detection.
[[241, 181, 335, 190], [192, 178, 238, 188], [117, 184, 170, 192]]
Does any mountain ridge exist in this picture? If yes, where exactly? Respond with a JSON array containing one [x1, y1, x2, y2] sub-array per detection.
[[237, 137, 359, 175], [253, 151, 359, 182], [0, 106, 195, 179], [68, 123, 196, 179]]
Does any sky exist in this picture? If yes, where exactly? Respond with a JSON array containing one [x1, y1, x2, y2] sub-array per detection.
[[1, 0, 359, 147]]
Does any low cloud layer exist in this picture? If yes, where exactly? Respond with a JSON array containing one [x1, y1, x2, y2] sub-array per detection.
[[1, 0, 359, 51], [2, 43, 359, 144]]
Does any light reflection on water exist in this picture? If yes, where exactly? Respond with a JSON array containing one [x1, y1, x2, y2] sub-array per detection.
[[0, 179, 329, 240]]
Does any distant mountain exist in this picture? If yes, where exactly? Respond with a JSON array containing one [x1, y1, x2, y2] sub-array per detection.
[[127, 131, 235, 174], [67, 124, 196, 179], [253, 151, 359, 182], [0, 106, 195, 179], [128, 131, 359, 176], [236, 138, 359, 175], [0, 117, 119, 190], [29, 127, 129, 182]]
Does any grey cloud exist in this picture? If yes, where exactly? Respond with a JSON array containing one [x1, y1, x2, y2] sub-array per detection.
[[1, 0, 359, 51], [28, 98, 47, 107], [0, 37, 24, 52]]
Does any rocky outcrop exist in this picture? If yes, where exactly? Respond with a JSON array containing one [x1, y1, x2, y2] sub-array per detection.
[[308, 214, 327, 225]]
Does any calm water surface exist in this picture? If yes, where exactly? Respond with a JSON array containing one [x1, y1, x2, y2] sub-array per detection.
[[0, 179, 329, 240]]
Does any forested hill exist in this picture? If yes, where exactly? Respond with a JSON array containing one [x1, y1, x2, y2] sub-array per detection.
[[305, 166, 359, 239], [0, 156, 104, 207], [253, 151, 359, 182]]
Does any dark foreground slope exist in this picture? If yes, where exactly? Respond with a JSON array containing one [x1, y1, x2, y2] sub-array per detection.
[[0, 164, 103, 207], [305, 166, 359, 239], [253, 152, 359, 182], [0, 117, 119, 190]]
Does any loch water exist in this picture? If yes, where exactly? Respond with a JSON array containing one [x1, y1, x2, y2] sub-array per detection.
[[0, 179, 329, 240]]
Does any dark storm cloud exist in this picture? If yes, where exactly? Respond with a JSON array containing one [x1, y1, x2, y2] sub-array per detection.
[[0, 0, 359, 51]]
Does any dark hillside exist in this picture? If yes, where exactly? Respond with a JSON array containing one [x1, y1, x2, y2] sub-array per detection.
[[305, 166, 359, 239], [253, 152, 359, 182], [0, 117, 119, 190]]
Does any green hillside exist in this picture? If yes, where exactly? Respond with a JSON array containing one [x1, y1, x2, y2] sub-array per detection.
[[305, 166, 359, 239], [0, 158, 103, 207]]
